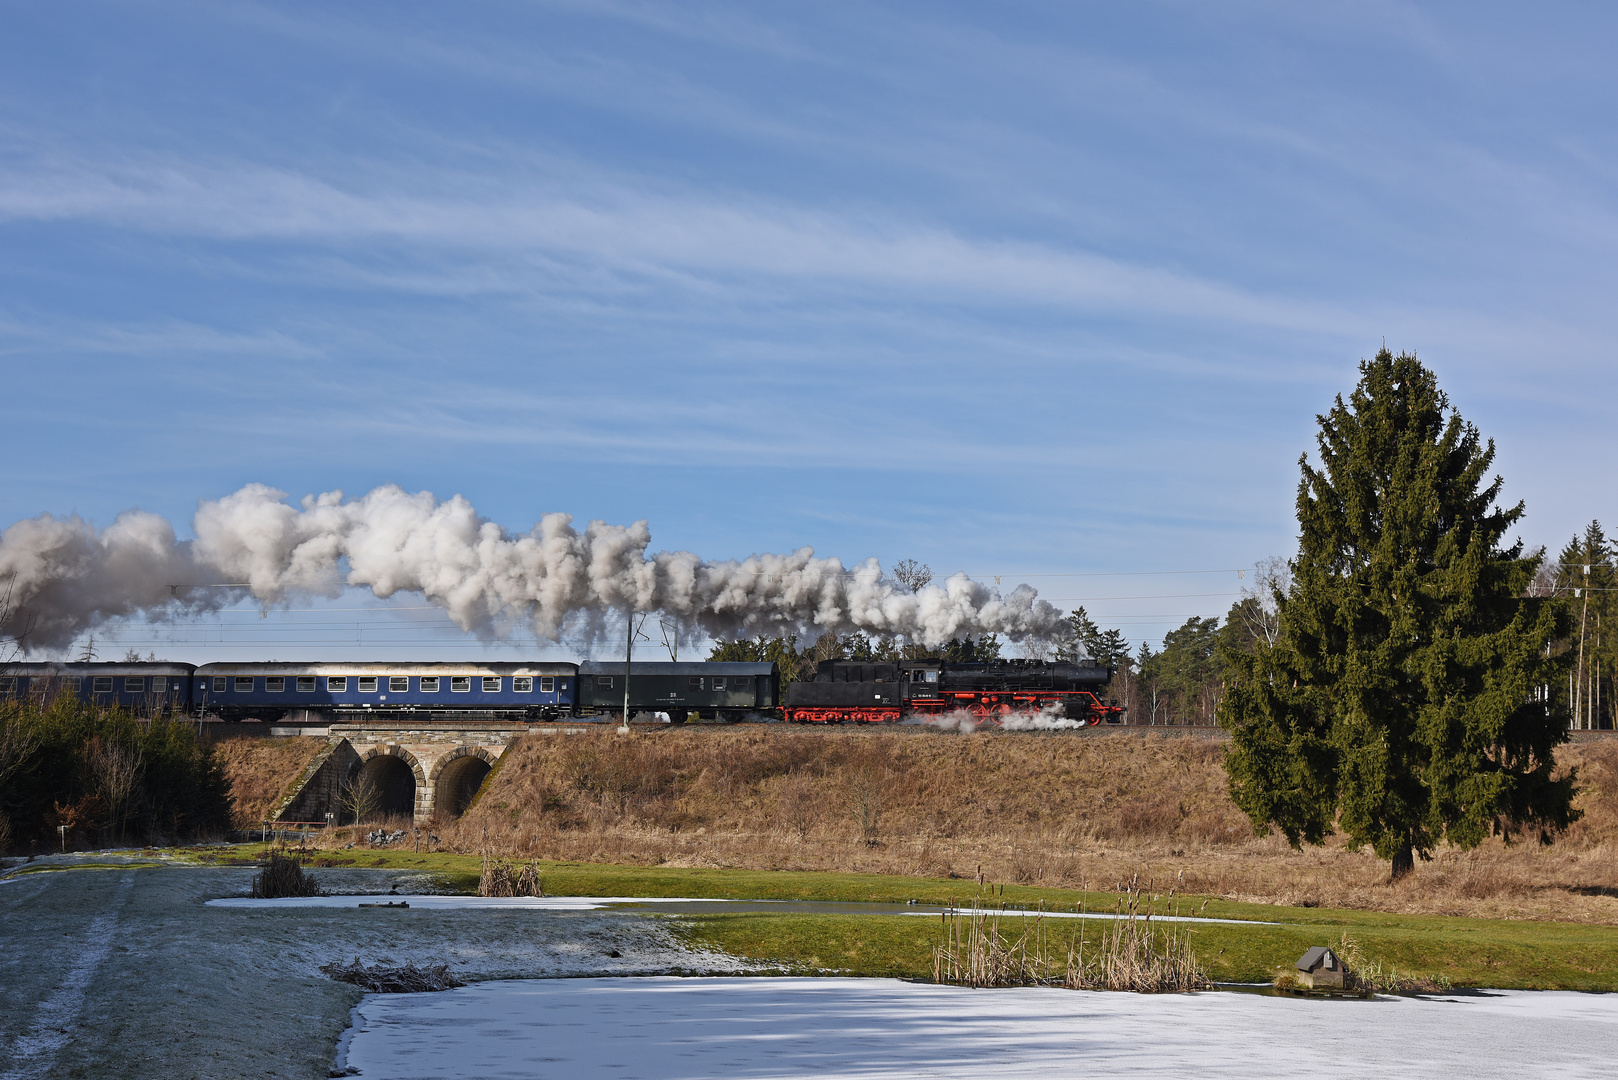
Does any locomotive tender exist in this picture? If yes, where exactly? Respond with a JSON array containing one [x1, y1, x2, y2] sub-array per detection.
[[1, 656, 1120, 725]]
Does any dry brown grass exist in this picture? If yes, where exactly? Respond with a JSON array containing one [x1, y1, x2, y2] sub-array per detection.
[[211, 735, 326, 828], [932, 882, 1209, 992], [301, 726, 1618, 924]]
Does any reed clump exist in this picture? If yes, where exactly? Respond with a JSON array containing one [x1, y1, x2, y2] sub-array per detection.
[[933, 878, 1208, 993], [479, 850, 544, 897], [1327, 934, 1451, 994], [320, 959, 462, 993], [250, 851, 324, 898]]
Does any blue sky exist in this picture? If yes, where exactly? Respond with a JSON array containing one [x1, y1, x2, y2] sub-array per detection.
[[2, 1, 1614, 659]]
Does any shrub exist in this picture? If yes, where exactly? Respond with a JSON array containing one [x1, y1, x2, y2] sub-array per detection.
[[0, 694, 233, 850], [250, 852, 324, 898]]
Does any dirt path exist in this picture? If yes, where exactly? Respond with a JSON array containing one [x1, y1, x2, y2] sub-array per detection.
[[1, 873, 133, 1080], [0, 858, 751, 1080]]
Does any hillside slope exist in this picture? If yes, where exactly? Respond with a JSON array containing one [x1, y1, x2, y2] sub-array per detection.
[[415, 727, 1618, 924], [212, 734, 327, 828]]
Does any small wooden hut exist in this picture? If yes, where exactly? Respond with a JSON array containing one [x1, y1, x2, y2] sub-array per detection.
[[1295, 946, 1347, 989]]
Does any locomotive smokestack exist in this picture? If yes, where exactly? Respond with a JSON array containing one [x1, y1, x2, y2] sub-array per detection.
[[0, 483, 1072, 653]]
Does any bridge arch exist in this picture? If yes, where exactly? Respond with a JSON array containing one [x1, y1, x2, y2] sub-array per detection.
[[350, 745, 426, 823], [430, 745, 499, 820]]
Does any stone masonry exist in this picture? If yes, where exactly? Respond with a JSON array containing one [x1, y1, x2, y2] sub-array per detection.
[[272, 722, 545, 824]]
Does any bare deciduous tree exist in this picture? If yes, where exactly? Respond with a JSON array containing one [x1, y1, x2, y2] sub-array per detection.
[[1238, 556, 1293, 649], [847, 765, 884, 846], [338, 771, 382, 825], [775, 768, 816, 841], [892, 559, 933, 593], [87, 736, 144, 843], [0, 713, 39, 794]]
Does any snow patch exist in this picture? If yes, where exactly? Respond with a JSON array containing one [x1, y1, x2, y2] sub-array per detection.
[[342, 976, 1618, 1079]]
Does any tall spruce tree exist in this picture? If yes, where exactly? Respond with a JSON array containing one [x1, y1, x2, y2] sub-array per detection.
[[1219, 349, 1576, 879]]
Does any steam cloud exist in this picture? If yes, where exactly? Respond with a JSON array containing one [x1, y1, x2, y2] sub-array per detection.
[[0, 484, 1071, 654], [920, 705, 1091, 733]]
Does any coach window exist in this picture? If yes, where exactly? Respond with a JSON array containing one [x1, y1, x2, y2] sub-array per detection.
[[297, 677, 316, 692], [539, 676, 554, 693], [713, 677, 726, 691], [420, 677, 440, 692], [389, 677, 409, 693], [266, 677, 285, 693], [513, 677, 532, 693], [452, 676, 471, 692], [212, 677, 227, 693], [234, 677, 254, 693], [94, 677, 114, 693], [688, 676, 704, 691], [66, 678, 82, 693], [125, 677, 145, 693], [597, 676, 613, 689], [482, 676, 501, 693], [358, 677, 378, 693], [0, 678, 13, 693], [327, 676, 348, 692], [152, 677, 168, 693]]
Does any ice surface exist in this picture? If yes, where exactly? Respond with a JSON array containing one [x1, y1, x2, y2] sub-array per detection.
[[212, 894, 1273, 924], [207, 894, 742, 910], [343, 976, 1618, 1079]]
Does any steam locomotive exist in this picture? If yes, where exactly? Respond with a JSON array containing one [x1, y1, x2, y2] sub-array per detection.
[[0, 656, 1120, 725], [781, 658, 1120, 724]]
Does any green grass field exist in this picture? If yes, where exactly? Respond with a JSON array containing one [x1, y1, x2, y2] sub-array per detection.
[[192, 844, 1618, 990]]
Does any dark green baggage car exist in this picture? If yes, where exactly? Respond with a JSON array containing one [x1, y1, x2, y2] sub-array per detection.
[[576, 661, 779, 722]]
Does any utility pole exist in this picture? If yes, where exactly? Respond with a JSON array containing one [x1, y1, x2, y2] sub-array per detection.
[[1577, 565, 1591, 730], [619, 611, 634, 734]]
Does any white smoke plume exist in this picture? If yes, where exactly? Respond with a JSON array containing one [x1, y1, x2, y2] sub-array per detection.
[[0, 483, 1071, 654]]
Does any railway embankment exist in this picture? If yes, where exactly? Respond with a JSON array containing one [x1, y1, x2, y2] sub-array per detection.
[[241, 725, 1618, 926], [212, 734, 328, 828]]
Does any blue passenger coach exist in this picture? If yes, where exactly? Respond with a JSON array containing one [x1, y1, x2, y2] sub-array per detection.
[[192, 662, 578, 721], [0, 662, 196, 714]]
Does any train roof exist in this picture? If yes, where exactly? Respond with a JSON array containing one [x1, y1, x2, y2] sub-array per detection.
[[2, 661, 197, 675], [578, 661, 777, 676], [191, 662, 578, 676]]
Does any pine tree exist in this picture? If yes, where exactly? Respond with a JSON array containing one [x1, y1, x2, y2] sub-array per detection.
[[1095, 628, 1130, 671], [1219, 349, 1576, 880], [1057, 607, 1102, 662]]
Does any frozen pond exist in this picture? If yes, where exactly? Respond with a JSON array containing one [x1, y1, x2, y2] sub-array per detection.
[[342, 976, 1618, 1079], [214, 894, 1275, 924]]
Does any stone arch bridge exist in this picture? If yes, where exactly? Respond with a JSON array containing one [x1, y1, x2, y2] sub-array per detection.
[[270, 721, 575, 825]]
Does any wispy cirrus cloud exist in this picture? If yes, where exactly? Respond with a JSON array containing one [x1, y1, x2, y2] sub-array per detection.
[[0, 150, 1363, 334]]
